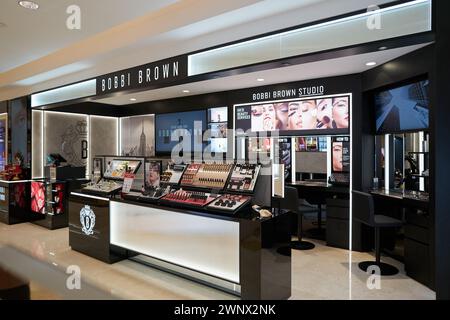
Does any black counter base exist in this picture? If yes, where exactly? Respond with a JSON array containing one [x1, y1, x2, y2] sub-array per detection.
[[69, 195, 127, 264], [31, 213, 68, 230]]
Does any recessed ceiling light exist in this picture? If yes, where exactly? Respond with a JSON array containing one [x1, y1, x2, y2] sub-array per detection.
[[379, 46, 388, 51], [182, 90, 190, 93], [129, 98, 137, 101], [366, 62, 377, 66], [18, 1, 39, 10], [257, 78, 265, 82]]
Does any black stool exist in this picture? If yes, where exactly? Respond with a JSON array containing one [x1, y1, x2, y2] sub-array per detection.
[[304, 195, 327, 240], [352, 190, 403, 276], [277, 187, 315, 256]]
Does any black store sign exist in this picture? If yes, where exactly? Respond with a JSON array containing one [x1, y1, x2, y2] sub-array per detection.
[[96, 56, 188, 95]]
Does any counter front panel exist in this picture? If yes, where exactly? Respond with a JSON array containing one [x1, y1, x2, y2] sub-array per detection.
[[69, 194, 118, 263], [110, 201, 240, 284]]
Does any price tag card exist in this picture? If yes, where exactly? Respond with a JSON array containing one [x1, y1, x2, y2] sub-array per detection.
[[122, 173, 135, 194]]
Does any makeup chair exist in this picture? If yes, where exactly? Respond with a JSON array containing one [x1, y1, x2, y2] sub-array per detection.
[[277, 187, 316, 256], [352, 190, 403, 276]]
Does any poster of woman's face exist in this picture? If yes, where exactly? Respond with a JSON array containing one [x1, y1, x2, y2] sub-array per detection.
[[332, 142, 343, 172], [146, 162, 161, 188], [332, 97, 350, 129], [316, 99, 333, 129], [247, 95, 349, 133], [251, 103, 291, 131]]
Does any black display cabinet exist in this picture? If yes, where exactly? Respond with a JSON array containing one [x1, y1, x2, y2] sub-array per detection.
[[0, 180, 31, 225], [30, 178, 89, 230]]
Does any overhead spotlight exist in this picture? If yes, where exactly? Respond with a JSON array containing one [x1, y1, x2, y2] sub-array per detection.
[[257, 78, 265, 82], [183, 90, 190, 93], [18, 1, 39, 10], [366, 62, 377, 66], [129, 98, 137, 102]]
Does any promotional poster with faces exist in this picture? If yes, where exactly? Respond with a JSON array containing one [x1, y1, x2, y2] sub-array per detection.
[[332, 136, 350, 173], [235, 95, 350, 136]]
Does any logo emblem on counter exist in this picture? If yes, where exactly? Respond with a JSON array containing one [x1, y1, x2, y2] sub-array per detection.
[[80, 205, 95, 236]]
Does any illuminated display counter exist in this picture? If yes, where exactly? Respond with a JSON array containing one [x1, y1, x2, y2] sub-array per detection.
[[69, 160, 291, 300], [69, 192, 291, 300]]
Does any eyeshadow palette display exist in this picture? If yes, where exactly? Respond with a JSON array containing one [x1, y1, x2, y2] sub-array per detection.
[[161, 189, 219, 208], [207, 194, 252, 213], [181, 163, 233, 189], [139, 186, 174, 202], [160, 164, 187, 186], [226, 164, 261, 192], [115, 162, 264, 214], [82, 180, 123, 196]]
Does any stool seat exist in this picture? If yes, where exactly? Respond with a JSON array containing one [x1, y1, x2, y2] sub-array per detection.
[[374, 215, 403, 227]]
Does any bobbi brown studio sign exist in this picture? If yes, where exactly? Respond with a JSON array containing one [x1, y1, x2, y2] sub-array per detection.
[[96, 56, 188, 95], [251, 85, 326, 102]]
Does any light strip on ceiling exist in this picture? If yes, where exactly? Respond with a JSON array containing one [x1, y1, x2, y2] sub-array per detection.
[[188, 0, 432, 76], [31, 79, 96, 108]]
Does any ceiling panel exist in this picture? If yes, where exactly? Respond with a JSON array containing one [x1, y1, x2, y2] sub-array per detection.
[[0, 0, 178, 72]]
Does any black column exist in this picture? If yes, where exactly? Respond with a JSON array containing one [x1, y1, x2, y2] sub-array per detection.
[[432, 0, 450, 300], [7, 96, 31, 179]]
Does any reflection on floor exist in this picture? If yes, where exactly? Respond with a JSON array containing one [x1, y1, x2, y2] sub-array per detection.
[[0, 222, 435, 300]]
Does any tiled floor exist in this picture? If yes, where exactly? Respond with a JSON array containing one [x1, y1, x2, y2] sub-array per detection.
[[0, 222, 435, 300]]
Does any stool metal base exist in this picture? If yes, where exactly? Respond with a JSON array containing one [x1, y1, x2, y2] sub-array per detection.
[[277, 240, 316, 256], [358, 261, 399, 276], [291, 240, 315, 251]]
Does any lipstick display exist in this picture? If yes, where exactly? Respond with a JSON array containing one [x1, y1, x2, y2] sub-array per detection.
[[161, 189, 219, 208]]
